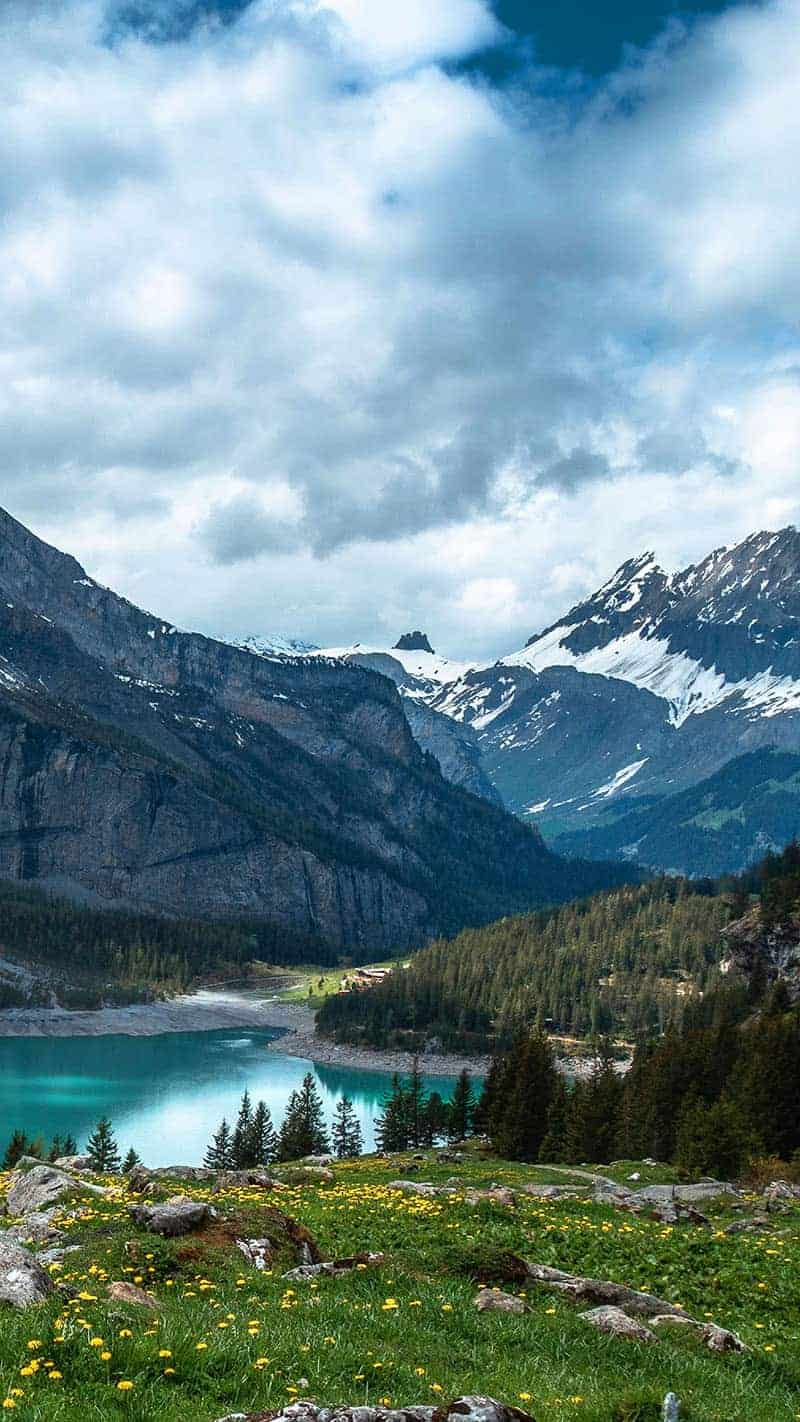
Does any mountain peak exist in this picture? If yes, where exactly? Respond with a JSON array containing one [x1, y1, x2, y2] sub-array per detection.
[[394, 631, 434, 653]]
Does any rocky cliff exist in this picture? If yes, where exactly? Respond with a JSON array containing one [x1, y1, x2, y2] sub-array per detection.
[[0, 508, 627, 953]]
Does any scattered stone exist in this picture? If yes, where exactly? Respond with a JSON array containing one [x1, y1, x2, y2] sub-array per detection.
[[437, 1152, 463, 1164], [283, 1251, 386, 1281], [701, 1322, 747, 1353], [235, 1239, 274, 1271], [214, 1396, 537, 1422], [627, 1172, 641, 1181], [4, 1208, 64, 1247], [522, 1183, 585, 1200], [464, 1188, 515, 1208], [387, 1180, 441, 1198], [0, 1238, 57, 1307], [53, 1155, 93, 1172], [303, 1156, 335, 1167], [526, 1263, 687, 1318], [724, 1215, 769, 1235], [579, 1306, 657, 1342], [275, 1166, 335, 1186], [474, 1287, 526, 1315], [127, 1196, 215, 1237], [108, 1280, 160, 1310], [650, 1315, 746, 1352], [663, 1393, 680, 1421]]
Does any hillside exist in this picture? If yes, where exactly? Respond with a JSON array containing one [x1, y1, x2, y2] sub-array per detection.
[[0, 508, 630, 956], [0, 1146, 797, 1422], [316, 879, 732, 1052], [553, 748, 800, 876]]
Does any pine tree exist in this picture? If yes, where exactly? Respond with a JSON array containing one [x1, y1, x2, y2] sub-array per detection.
[[374, 1075, 411, 1152], [85, 1117, 121, 1173], [448, 1069, 475, 1141], [277, 1074, 330, 1161], [2, 1130, 32, 1169], [491, 1032, 558, 1162], [332, 1097, 363, 1158], [675, 1095, 749, 1179], [204, 1118, 235, 1169], [406, 1057, 428, 1148], [122, 1147, 142, 1173], [231, 1089, 254, 1169], [250, 1101, 278, 1166], [62, 1133, 78, 1155]]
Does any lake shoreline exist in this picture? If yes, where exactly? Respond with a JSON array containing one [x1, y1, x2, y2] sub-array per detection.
[[0, 986, 490, 1074]]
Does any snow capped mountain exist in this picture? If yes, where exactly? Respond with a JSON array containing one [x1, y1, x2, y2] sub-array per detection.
[[233, 634, 320, 658], [423, 527, 800, 860], [500, 528, 800, 728], [243, 529, 800, 871], [306, 635, 476, 699]]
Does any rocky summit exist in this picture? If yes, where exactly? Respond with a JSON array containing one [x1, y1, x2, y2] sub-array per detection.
[[307, 528, 800, 875]]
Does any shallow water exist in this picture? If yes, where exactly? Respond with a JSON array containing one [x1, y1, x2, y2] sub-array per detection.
[[0, 1029, 458, 1164]]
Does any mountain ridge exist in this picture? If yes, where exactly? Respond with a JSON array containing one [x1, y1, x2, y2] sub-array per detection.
[[0, 506, 629, 954]]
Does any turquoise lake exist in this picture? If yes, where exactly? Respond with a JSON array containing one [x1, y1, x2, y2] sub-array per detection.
[[0, 1031, 459, 1165]]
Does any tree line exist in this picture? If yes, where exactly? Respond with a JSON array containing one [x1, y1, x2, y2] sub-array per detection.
[[317, 878, 730, 1051]]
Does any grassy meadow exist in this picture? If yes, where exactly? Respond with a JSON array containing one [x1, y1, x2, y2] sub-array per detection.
[[0, 1147, 798, 1422]]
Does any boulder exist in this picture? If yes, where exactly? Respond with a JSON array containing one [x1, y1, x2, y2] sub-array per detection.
[[522, 1183, 584, 1200], [0, 1238, 57, 1307], [108, 1280, 159, 1310], [5, 1164, 78, 1216], [525, 1263, 687, 1318], [579, 1306, 657, 1343], [53, 1155, 93, 1172], [464, 1188, 515, 1208], [283, 1251, 386, 1281], [235, 1239, 274, 1271], [303, 1155, 335, 1167], [4, 1209, 64, 1246], [474, 1288, 526, 1315], [275, 1166, 335, 1186], [651, 1314, 746, 1353], [127, 1195, 215, 1237], [631, 1182, 737, 1205]]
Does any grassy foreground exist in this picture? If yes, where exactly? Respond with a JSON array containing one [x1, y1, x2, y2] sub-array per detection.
[[1, 1148, 798, 1422]]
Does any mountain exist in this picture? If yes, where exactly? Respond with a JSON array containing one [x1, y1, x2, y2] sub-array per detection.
[[0, 508, 629, 957], [306, 636, 497, 803], [552, 747, 800, 877], [420, 528, 800, 864]]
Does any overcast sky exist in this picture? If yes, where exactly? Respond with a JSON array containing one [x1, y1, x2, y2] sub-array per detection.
[[3, 0, 800, 659]]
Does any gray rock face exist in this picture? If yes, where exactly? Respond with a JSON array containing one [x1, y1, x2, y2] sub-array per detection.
[[0, 506, 606, 952], [5, 1164, 77, 1216], [0, 1238, 56, 1307], [53, 1154, 93, 1172], [127, 1196, 215, 1237], [579, 1306, 657, 1343]]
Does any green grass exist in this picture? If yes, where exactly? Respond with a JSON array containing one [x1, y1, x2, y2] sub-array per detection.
[[1, 1149, 798, 1421], [256, 961, 402, 1010]]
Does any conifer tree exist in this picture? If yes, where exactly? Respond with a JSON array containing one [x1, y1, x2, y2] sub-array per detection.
[[122, 1147, 142, 1173], [491, 1032, 558, 1162], [86, 1117, 121, 1173], [448, 1069, 475, 1141], [232, 1089, 254, 1169], [2, 1130, 32, 1169], [375, 1075, 410, 1152], [406, 1057, 428, 1148], [204, 1118, 235, 1169], [332, 1097, 363, 1158], [250, 1101, 278, 1165], [277, 1074, 330, 1161]]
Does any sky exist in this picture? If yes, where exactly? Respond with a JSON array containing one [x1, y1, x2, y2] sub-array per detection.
[[3, 0, 800, 660]]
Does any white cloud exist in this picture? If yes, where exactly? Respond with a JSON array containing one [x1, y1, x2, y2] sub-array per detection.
[[1, 0, 800, 658]]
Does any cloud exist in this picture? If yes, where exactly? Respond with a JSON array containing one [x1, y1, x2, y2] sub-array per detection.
[[1, 0, 800, 657]]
